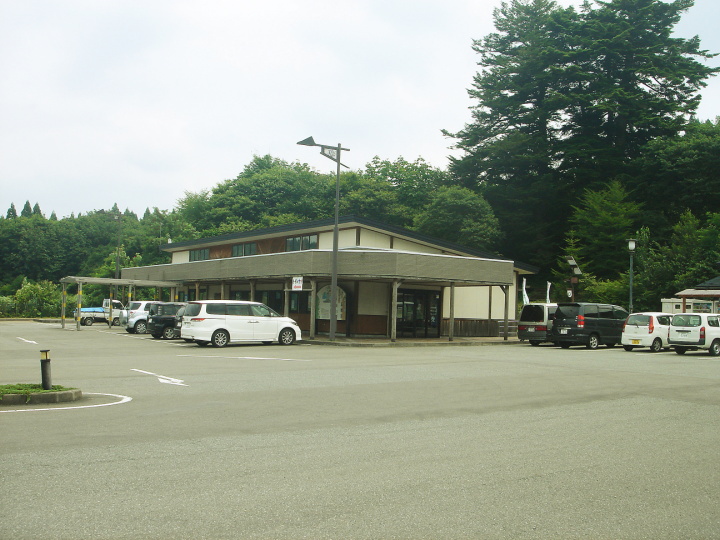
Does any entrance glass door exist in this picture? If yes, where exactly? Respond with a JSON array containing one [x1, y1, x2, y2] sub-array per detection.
[[396, 289, 440, 338]]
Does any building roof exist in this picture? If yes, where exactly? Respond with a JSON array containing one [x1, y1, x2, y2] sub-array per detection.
[[162, 214, 539, 274]]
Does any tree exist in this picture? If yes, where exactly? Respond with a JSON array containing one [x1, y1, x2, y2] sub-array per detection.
[[632, 119, 720, 233], [557, 0, 718, 191], [20, 201, 32, 218], [14, 278, 61, 318], [446, 0, 717, 271], [568, 180, 641, 279], [6, 203, 17, 219], [412, 186, 502, 251]]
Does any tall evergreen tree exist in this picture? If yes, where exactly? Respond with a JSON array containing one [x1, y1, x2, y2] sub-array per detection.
[[20, 201, 32, 218], [6, 203, 17, 219]]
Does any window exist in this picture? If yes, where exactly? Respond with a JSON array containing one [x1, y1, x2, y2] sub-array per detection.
[[286, 234, 318, 252], [190, 248, 209, 261], [232, 242, 257, 257]]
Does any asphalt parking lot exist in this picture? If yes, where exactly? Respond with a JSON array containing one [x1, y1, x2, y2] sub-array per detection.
[[2, 321, 720, 539]]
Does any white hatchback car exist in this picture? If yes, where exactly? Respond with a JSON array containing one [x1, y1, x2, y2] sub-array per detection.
[[668, 312, 720, 356], [181, 300, 301, 347], [621, 312, 673, 352]]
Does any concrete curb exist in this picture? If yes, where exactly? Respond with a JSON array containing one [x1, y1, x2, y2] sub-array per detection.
[[305, 339, 520, 347], [1, 389, 82, 406]]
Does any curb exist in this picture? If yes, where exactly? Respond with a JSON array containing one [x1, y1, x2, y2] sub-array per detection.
[[1, 389, 82, 406], [305, 339, 520, 347]]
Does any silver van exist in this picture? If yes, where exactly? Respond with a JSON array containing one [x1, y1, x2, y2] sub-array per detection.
[[518, 303, 557, 346]]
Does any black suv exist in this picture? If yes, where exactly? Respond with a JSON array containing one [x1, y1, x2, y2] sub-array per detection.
[[551, 302, 629, 349], [147, 302, 186, 340]]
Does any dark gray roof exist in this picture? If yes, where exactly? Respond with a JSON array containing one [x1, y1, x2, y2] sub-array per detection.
[[163, 215, 539, 274]]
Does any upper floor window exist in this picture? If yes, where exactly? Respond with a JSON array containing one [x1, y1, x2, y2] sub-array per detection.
[[286, 234, 318, 252], [232, 242, 257, 257], [190, 248, 210, 261]]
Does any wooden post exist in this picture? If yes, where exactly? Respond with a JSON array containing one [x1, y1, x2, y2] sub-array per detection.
[[391, 280, 400, 342], [503, 285, 510, 341], [449, 282, 455, 342], [310, 279, 317, 340]]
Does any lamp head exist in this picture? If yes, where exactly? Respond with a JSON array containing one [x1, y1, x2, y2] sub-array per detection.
[[297, 136, 317, 147], [627, 238, 636, 251]]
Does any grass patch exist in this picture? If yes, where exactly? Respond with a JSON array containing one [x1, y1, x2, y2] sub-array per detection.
[[0, 383, 77, 396]]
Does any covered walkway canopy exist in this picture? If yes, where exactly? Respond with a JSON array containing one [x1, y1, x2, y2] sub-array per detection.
[[59, 276, 180, 329]]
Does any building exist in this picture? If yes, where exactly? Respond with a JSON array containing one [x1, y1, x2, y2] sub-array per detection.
[[121, 216, 537, 340]]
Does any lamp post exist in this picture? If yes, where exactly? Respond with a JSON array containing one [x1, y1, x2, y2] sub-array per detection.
[[297, 136, 349, 341], [628, 238, 636, 313]]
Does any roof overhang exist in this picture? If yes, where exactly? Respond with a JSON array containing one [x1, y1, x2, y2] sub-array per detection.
[[60, 276, 180, 288], [121, 249, 516, 288]]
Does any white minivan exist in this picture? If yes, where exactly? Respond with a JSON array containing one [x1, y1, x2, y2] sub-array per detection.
[[668, 312, 720, 355], [181, 300, 301, 347]]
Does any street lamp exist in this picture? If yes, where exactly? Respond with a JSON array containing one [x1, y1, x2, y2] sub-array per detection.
[[297, 136, 350, 341], [627, 238, 636, 313]]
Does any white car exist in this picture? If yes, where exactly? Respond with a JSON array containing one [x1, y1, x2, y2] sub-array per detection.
[[181, 300, 301, 347], [621, 312, 673, 352], [668, 312, 720, 355], [122, 300, 154, 334]]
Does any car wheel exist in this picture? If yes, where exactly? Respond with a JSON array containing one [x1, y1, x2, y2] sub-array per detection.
[[650, 338, 662, 353], [211, 330, 229, 348], [674, 347, 687, 355], [134, 320, 147, 334], [709, 340, 720, 356], [162, 326, 175, 340], [586, 334, 600, 350], [83, 317, 94, 326], [112, 317, 120, 326], [151, 333, 162, 339], [279, 328, 296, 345], [623, 345, 634, 352], [529, 341, 540, 347], [559, 342, 571, 349]]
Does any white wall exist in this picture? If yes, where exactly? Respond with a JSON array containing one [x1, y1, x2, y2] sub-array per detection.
[[358, 229, 391, 249], [358, 282, 389, 315], [172, 251, 190, 264], [444, 284, 518, 319]]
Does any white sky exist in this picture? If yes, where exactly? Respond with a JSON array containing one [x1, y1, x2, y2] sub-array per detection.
[[1, 0, 719, 219]]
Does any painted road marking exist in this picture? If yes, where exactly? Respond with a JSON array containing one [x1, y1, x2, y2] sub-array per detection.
[[131, 369, 188, 386], [177, 355, 309, 362], [0, 393, 132, 413], [16, 337, 38, 344]]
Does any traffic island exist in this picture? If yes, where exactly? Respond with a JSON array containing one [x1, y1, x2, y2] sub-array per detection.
[[0, 384, 82, 406]]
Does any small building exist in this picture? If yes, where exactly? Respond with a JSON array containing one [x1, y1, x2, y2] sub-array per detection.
[[121, 216, 537, 340], [670, 276, 720, 313]]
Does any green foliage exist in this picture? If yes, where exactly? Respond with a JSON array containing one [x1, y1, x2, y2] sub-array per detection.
[[569, 180, 641, 279], [13, 278, 61, 318], [413, 186, 503, 251]]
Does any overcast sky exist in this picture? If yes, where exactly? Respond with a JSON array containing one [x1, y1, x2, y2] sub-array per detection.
[[2, 0, 719, 219]]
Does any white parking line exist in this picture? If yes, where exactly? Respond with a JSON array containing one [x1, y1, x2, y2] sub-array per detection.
[[0, 393, 132, 413], [16, 337, 38, 344], [177, 355, 309, 362]]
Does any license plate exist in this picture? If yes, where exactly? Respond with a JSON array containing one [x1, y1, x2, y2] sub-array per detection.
[[560, 329, 568, 335], [527, 327, 535, 332], [631, 339, 640, 345]]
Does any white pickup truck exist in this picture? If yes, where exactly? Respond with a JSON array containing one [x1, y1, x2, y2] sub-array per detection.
[[75, 299, 126, 326]]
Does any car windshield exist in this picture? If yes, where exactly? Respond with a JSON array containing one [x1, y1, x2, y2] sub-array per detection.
[[519, 305, 545, 323], [626, 314, 650, 326]]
